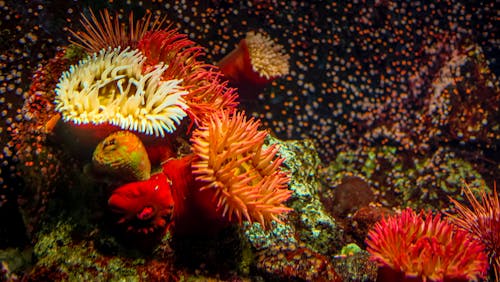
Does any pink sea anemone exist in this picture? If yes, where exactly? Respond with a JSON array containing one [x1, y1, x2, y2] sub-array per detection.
[[365, 208, 488, 282]]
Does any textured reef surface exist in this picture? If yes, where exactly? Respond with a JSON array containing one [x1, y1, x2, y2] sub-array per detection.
[[0, 0, 499, 281]]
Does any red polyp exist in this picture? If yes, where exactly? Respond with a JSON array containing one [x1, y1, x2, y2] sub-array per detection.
[[108, 173, 175, 234]]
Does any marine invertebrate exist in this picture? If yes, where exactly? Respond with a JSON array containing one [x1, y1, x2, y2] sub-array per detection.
[[54, 47, 188, 137], [366, 208, 488, 282], [92, 131, 151, 182], [137, 29, 238, 125], [69, 9, 166, 53], [218, 31, 289, 94], [108, 172, 175, 234], [448, 183, 500, 280], [191, 110, 292, 229]]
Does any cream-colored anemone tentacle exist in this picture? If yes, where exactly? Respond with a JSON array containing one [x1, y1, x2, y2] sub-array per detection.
[[54, 47, 188, 137]]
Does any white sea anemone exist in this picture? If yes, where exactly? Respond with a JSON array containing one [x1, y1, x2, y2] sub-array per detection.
[[245, 31, 290, 79], [54, 47, 188, 137]]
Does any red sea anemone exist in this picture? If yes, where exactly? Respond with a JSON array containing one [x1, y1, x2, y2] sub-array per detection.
[[137, 29, 238, 126], [108, 172, 175, 235], [365, 208, 488, 282]]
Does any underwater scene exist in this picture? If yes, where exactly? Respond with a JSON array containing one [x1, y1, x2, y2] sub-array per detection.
[[0, 0, 498, 281]]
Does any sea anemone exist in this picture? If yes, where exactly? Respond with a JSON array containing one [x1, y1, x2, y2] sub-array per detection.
[[365, 208, 488, 282], [108, 172, 175, 235], [69, 9, 166, 54], [448, 183, 500, 280], [66, 9, 238, 131], [92, 131, 151, 182], [218, 31, 290, 91], [54, 47, 188, 137], [137, 29, 238, 126], [190, 110, 292, 229]]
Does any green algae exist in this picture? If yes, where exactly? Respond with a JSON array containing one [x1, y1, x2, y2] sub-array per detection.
[[33, 220, 140, 281], [322, 144, 489, 211], [244, 137, 343, 255]]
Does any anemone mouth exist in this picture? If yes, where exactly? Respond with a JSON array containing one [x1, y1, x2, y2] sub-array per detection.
[[137, 206, 155, 221], [54, 47, 188, 137]]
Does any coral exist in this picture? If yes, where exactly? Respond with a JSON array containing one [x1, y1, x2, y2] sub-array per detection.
[[448, 184, 500, 280], [332, 251, 378, 281], [349, 206, 393, 245], [92, 131, 151, 182], [108, 173, 175, 235], [243, 137, 344, 261], [366, 208, 489, 282], [321, 175, 375, 218], [190, 111, 292, 229], [54, 47, 188, 137]]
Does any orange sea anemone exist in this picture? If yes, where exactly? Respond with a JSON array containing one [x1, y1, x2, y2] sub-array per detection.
[[448, 183, 500, 280], [190, 110, 292, 229], [365, 208, 488, 282]]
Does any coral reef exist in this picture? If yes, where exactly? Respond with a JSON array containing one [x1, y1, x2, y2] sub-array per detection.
[[321, 145, 488, 211]]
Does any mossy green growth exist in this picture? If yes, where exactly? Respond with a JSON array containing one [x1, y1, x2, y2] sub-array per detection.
[[64, 44, 86, 61], [339, 243, 363, 256], [251, 137, 343, 255], [33, 220, 140, 281], [323, 145, 488, 211]]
